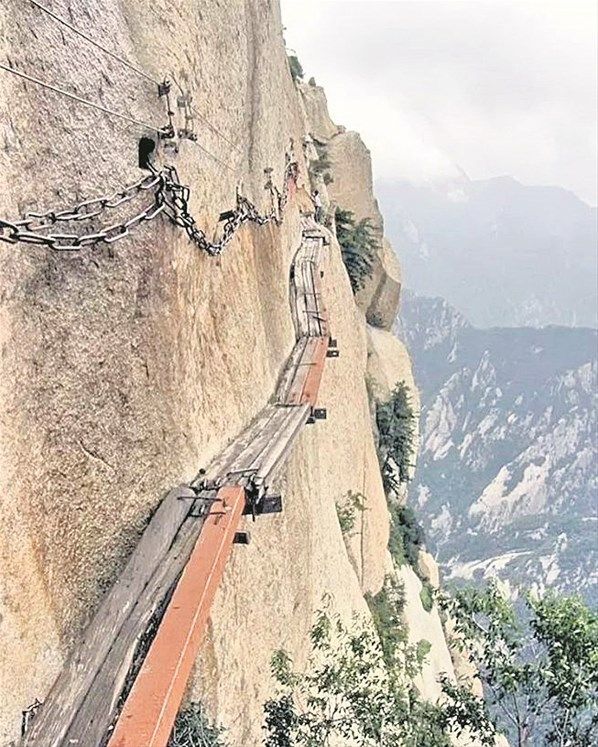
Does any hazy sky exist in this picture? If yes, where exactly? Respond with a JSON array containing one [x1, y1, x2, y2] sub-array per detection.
[[281, 0, 598, 205]]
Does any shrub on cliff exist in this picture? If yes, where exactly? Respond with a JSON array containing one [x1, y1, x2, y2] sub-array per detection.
[[388, 504, 426, 570], [365, 574, 407, 669], [376, 381, 416, 492], [335, 490, 366, 534], [308, 142, 333, 185], [334, 207, 377, 293], [441, 585, 598, 747], [288, 54, 304, 82], [264, 604, 496, 746], [169, 703, 227, 747]]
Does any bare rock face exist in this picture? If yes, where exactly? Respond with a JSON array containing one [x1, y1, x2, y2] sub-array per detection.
[[326, 130, 402, 329], [395, 562, 457, 700], [366, 325, 419, 406], [418, 550, 441, 589], [297, 82, 340, 141]]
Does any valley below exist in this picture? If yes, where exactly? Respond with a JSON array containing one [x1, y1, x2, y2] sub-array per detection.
[[397, 291, 597, 602]]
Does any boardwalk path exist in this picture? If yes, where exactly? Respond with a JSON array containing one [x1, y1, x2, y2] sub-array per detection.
[[24, 219, 335, 747]]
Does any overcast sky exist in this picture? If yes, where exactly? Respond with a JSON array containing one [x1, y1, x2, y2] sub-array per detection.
[[281, 0, 598, 205]]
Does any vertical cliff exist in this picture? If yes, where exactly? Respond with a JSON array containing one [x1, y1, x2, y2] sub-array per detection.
[[1, 2, 461, 744]]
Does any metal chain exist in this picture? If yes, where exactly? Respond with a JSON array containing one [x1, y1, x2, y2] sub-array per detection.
[[0, 152, 299, 254]]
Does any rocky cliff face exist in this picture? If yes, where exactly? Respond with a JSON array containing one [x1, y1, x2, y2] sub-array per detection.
[[299, 82, 402, 331], [398, 291, 597, 600], [0, 3, 458, 744]]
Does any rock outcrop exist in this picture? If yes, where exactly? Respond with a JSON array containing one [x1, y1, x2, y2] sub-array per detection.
[[298, 83, 402, 330]]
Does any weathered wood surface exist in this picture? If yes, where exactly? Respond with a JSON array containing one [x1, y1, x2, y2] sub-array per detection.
[[65, 516, 204, 746], [104, 486, 247, 747], [23, 486, 197, 747], [256, 404, 311, 482], [22, 223, 331, 747]]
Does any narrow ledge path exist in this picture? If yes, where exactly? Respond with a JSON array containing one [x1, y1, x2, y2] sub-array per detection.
[[23, 216, 336, 747]]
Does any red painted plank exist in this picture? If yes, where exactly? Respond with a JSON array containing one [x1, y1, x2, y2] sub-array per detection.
[[106, 485, 246, 747], [299, 334, 328, 406]]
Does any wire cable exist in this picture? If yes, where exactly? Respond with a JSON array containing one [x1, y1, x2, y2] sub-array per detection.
[[1, 63, 237, 171], [25, 0, 242, 164], [188, 138, 235, 172], [23, 3, 239, 169], [0, 62, 165, 133], [171, 74, 242, 153], [27, 0, 160, 86]]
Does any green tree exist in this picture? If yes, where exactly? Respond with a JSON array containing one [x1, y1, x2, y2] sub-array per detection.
[[263, 597, 503, 747], [335, 490, 367, 534], [387, 504, 426, 570], [441, 584, 598, 746], [334, 207, 377, 293], [375, 381, 417, 493], [264, 608, 453, 746], [288, 54, 304, 82], [308, 143, 333, 185]]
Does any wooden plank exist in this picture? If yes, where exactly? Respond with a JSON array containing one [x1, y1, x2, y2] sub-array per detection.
[[299, 336, 328, 406], [221, 405, 283, 478], [276, 337, 308, 404], [105, 487, 246, 747], [239, 406, 298, 476], [64, 513, 205, 746], [256, 404, 310, 482], [23, 486, 196, 747], [285, 338, 320, 405], [193, 406, 278, 489], [26, 223, 330, 746]]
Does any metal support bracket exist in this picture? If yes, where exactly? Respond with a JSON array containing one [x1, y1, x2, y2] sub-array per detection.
[[307, 408, 327, 424], [242, 493, 283, 517]]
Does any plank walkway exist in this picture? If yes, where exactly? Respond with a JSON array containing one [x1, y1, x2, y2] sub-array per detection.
[[23, 219, 333, 747]]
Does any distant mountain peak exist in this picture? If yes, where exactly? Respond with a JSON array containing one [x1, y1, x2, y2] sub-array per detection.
[[378, 176, 597, 328]]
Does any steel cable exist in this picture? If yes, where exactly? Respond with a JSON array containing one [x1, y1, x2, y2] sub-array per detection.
[[171, 74, 241, 153], [26, 0, 244, 156], [0, 62, 167, 133], [27, 0, 160, 86]]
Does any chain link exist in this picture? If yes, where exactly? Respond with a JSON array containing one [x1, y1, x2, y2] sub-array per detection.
[[0, 150, 298, 255]]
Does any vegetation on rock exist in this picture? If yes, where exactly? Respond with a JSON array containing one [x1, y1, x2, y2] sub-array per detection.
[[288, 54, 304, 82], [308, 142, 333, 185], [419, 581, 434, 613], [334, 207, 377, 294], [169, 703, 227, 747], [262, 601, 502, 746], [388, 504, 425, 572], [335, 490, 366, 534], [365, 574, 407, 669], [442, 583, 598, 746], [375, 381, 416, 493], [263, 607, 454, 746]]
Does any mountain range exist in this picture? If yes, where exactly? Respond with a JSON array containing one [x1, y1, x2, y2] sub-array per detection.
[[396, 291, 597, 601], [378, 175, 597, 328]]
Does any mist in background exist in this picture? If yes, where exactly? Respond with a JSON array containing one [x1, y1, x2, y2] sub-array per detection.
[[281, 0, 598, 206]]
